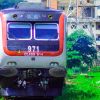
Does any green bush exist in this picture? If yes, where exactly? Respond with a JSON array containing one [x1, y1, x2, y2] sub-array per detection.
[[88, 72, 100, 76], [67, 68, 74, 77], [56, 73, 100, 100], [72, 67, 81, 74], [90, 66, 100, 72], [0, 97, 4, 100], [81, 66, 88, 73]]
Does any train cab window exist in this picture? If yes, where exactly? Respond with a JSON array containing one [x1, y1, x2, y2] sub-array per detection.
[[7, 23, 32, 40], [35, 23, 59, 40]]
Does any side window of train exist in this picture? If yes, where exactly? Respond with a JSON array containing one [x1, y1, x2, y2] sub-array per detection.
[[34, 23, 59, 40], [7, 23, 32, 40]]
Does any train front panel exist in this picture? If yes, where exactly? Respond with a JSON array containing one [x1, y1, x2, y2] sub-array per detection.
[[0, 8, 67, 97]]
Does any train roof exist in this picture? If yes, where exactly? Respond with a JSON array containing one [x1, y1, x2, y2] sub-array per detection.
[[1, 8, 62, 13], [1, 2, 63, 14]]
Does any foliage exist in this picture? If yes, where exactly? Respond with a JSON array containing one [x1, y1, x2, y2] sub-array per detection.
[[0, 97, 4, 100], [67, 29, 97, 68], [67, 50, 82, 68], [67, 30, 83, 68], [67, 68, 74, 77], [81, 66, 88, 73], [0, 0, 23, 9], [72, 67, 81, 74], [88, 71, 100, 77], [90, 66, 100, 72], [56, 72, 100, 100]]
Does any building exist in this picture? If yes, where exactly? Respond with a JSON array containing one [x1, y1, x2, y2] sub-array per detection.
[[80, 0, 100, 52], [42, 0, 57, 9], [25, 0, 58, 9], [66, 0, 100, 65], [42, 0, 71, 11]]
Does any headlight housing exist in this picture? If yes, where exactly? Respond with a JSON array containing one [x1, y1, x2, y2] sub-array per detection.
[[50, 62, 59, 67]]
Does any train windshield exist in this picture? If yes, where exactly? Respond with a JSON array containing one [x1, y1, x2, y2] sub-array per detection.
[[7, 23, 32, 40], [35, 24, 59, 40]]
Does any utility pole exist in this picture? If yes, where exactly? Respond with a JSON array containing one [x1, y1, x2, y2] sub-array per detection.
[[76, 0, 78, 25], [47, 0, 50, 7]]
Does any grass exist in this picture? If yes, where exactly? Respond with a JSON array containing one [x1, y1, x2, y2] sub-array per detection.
[[55, 72, 100, 100], [0, 97, 4, 100]]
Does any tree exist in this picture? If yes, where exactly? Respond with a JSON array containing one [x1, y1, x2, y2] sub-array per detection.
[[67, 29, 97, 68], [0, 0, 23, 10]]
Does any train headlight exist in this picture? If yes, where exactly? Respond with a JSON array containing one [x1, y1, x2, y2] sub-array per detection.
[[7, 61, 17, 66], [50, 62, 59, 67], [48, 14, 53, 19], [13, 14, 18, 19]]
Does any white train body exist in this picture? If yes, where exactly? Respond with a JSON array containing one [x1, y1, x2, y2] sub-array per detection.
[[0, 2, 67, 97]]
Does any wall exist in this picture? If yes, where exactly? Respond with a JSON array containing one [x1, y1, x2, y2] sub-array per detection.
[[50, 0, 57, 9]]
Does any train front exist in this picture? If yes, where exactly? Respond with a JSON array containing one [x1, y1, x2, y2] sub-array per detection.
[[0, 3, 66, 97]]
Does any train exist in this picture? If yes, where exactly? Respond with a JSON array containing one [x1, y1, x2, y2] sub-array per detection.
[[0, 2, 67, 100]]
